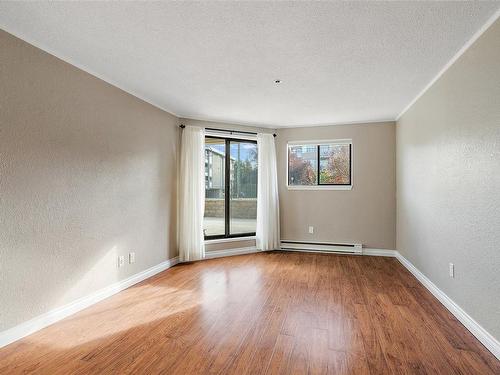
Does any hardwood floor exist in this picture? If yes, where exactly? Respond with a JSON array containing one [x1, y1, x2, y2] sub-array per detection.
[[0, 251, 498, 374]]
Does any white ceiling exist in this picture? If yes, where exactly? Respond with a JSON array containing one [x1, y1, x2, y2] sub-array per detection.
[[1, 2, 499, 128]]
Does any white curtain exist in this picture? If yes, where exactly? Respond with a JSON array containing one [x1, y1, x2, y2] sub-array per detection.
[[256, 133, 280, 251], [179, 126, 205, 262]]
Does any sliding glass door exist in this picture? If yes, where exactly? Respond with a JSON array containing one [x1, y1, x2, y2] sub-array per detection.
[[204, 136, 257, 239]]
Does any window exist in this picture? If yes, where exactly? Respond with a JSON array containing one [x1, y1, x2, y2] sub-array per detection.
[[288, 141, 352, 189], [204, 136, 257, 239]]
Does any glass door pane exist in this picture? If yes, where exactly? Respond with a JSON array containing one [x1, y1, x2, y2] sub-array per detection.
[[229, 140, 257, 235], [204, 137, 226, 237]]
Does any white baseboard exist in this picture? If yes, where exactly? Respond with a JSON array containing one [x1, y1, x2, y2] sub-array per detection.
[[280, 247, 396, 257], [395, 252, 500, 360], [0, 256, 179, 349], [349, 247, 499, 359], [204, 246, 259, 259], [362, 248, 398, 257]]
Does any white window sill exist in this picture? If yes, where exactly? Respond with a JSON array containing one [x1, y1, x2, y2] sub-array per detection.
[[205, 236, 256, 244], [287, 185, 352, 191]]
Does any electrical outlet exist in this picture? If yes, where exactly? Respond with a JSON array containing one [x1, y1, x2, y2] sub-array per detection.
[[308, 226, 314, 234], [129, 252, 136, 264], [118, 255, 125, 268], [449, 263, 454, 278]]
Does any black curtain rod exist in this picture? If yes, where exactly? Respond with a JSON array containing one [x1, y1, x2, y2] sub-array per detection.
[[180, 124, 276, 137]]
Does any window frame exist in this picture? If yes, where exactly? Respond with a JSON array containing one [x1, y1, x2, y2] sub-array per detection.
[[286, 139, 353, 190], [204, 135, 258, 240]]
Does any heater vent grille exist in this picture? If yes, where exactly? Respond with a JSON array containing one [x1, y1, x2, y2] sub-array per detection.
[[280, 240, 362, 254]]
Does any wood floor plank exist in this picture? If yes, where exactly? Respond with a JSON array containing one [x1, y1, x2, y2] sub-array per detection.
[[264, 334, 295, 375], [0, 251, 498, 374]]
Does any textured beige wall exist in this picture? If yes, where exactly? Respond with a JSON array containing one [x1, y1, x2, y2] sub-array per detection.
[[205, 239, 256, 252], [397, 19, 500, 339], [0, 30, 179, 331], [276, 122, 396, 249]]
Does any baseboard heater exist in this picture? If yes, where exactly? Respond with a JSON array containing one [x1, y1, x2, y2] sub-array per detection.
[[280, 240, 362, 255]]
